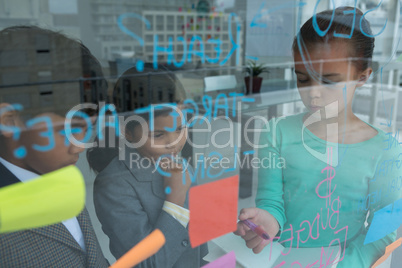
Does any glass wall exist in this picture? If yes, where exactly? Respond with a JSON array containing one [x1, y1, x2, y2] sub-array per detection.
[[0, 0, 401, 267]]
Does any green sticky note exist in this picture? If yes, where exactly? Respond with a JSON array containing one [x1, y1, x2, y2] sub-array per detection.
[[397, 54, 402, 62], [0, 165, 85, 233]]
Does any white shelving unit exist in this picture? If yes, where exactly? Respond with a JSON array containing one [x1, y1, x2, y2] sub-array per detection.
[[89, 0, 243, 70], [141, 10, 243, 70], [89, 0, 204, 61]]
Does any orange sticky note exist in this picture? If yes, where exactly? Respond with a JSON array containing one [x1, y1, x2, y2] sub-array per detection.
[[372, 238, 402, 268], [110, 229, 165, 268], [189, 175, 239, 248]]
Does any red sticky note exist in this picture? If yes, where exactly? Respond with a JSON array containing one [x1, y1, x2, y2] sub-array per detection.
[[201, 251, 236, 268], [189, 175, 239, 248]]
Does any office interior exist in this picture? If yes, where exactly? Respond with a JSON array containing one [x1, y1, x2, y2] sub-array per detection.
[[1, 0, 402, 267]]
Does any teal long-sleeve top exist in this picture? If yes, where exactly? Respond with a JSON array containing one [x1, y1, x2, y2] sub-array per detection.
[[256, 113, 402, 267]]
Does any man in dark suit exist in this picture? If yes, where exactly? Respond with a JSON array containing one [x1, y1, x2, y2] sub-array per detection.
[[0, 26, 109, 267]]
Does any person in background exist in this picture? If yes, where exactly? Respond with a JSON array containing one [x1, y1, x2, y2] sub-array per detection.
[[235, 7, 402, 267], [87, 65, 208, 268], [0, 26, 109, 267]]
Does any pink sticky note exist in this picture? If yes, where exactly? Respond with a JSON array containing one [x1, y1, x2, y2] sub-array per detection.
[[178, 7, 182, 12], [201, 251, 236, 268], [189, 175, 239, 248]]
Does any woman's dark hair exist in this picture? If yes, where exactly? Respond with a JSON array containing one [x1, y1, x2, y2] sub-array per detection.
[[292, 6, 375, 72], [87, 64, 186, 173]]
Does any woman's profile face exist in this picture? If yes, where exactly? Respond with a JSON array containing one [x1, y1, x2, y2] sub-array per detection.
[[293, 40, 370, 118], [129, 112, 188, 162]]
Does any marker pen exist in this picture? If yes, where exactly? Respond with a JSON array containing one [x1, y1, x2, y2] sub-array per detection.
[[241, 219, 270, 240]]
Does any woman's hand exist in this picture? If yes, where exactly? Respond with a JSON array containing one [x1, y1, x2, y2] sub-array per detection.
[[234, 207, 280, 254], [160, 158, 192, 207]]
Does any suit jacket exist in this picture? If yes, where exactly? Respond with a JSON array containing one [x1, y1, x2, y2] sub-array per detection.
[[0, 162, 109, 268], [94, 148, 208, 268]]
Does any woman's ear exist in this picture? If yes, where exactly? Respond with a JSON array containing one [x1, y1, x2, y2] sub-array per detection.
[[356, 67, 373, 87], [0, 103, 24, 138]]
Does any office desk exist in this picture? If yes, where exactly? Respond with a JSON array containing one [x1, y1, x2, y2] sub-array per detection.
[[205, 193, 340, 268], [205, 233, 284, 268], [206, 233, 341, 268], [240, 88, 301, 114]]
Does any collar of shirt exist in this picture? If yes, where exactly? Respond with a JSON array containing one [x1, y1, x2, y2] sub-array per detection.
[[0, 157, 39, 182]]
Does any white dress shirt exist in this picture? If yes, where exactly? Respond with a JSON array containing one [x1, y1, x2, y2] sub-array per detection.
[[0, 157, 86, 251]]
